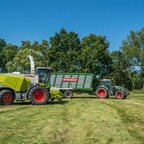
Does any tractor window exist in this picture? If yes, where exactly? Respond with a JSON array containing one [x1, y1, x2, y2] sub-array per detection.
[[101, 80, 111, 87], [36, 69, 51, 76]]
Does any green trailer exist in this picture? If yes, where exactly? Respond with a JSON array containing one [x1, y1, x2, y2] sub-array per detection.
[[50, 73, 94, 98]]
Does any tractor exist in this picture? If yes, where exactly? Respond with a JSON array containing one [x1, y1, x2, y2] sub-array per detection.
[[95, 79, 129, 99]]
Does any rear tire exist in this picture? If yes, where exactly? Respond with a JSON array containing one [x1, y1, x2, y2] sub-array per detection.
[[115, 91, 125, 99], [0, 90, 15, 105], [96, 87, 108, 99], [64, 90, 73, 98], [29, 86, 49, 105]]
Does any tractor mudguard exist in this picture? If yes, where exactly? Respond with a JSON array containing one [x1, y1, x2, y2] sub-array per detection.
[[96, 85, 109, 91]]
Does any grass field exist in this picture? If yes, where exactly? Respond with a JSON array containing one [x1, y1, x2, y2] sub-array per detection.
[[0, 93, 144, 144]]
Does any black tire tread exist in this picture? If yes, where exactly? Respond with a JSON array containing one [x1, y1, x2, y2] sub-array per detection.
[[64, 90, 73, 98], [0, 89, 14, 105], [115, 91, 125, 99], [29, 86, 49, 105], [96, 87, 108, 99]]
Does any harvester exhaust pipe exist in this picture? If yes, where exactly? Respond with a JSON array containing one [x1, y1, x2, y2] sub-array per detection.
[[28, 55, 35, 75]]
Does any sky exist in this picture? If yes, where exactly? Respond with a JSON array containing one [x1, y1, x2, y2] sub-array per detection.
[[0, 0, 144, 51]]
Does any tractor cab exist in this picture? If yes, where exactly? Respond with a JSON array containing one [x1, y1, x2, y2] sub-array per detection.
[[100, 79, 112, 89], [36, 67, 52, 87]]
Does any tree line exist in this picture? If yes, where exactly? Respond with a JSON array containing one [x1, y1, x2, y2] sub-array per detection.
[[0, 28, 144, 90]]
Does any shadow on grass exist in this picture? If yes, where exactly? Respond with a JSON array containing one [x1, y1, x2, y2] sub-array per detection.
[[72, 96, 96, 99], [47, 100, 69, 105], [11, 100, 69, 105], [13, 101, 31, 105], [71, 96, 127, 100]]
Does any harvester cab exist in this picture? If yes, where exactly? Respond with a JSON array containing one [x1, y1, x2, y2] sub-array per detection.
[[36, 67, 51, 87]]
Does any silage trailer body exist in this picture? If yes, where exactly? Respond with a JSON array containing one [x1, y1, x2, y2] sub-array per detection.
[[51, 73, 94, 92]]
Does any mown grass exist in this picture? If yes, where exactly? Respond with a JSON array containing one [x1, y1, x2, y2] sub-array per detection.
[[0, 93, 144, 144], [131, 90, 144, 94]]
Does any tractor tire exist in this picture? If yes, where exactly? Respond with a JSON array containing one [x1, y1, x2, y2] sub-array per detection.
[[115, 91, 125, 99], [0, 90, 15, 105], [64, 90, 73, 98], [29, 86, 49, 105], [96, 87, 108, 99]]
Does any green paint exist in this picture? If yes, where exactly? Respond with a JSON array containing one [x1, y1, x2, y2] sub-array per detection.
[[51, 73, 94, 91], [0, 74, 31, 92]]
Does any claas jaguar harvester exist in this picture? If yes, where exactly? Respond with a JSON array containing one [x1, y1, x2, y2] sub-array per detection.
[[0, 74, 63, 105], [0, 55, 63, 105], [0, 74, 49, 105]]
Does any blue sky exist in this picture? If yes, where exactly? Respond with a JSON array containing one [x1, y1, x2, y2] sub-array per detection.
[[0, 0, 144, 51]]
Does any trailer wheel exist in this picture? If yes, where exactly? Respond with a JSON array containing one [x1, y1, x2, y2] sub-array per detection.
[[64, 90, 73, 98], [115, 91, 125, 99], [29, 86, 49, 105], [0, 90, 15, 105], [96, 87, 108, 99]]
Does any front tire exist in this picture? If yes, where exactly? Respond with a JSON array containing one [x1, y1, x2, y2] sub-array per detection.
[[29, 86, 49, 105], [96, 87, 108, 99], [115, 91, 125, 99], [0, 90, 15, 105]]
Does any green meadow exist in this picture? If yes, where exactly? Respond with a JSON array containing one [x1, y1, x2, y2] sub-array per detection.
[[0, 93, 144, 144]]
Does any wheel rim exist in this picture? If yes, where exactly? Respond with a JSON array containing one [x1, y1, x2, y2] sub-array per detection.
[[65, 91, 71, 97], [116, 92, 123, 99], [98, 89, 106, 97], [33, 90, 46, 102], [2, 93, 12, 103]]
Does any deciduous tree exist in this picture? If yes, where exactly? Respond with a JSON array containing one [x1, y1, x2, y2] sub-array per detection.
[[0, 38, 6, 72], [48, 28, 81, 72], [121, 28, 144, 89]]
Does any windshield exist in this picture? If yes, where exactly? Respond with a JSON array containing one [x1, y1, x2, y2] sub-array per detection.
[[101, 80, 111, 87], [36, 68, 51, 84]]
